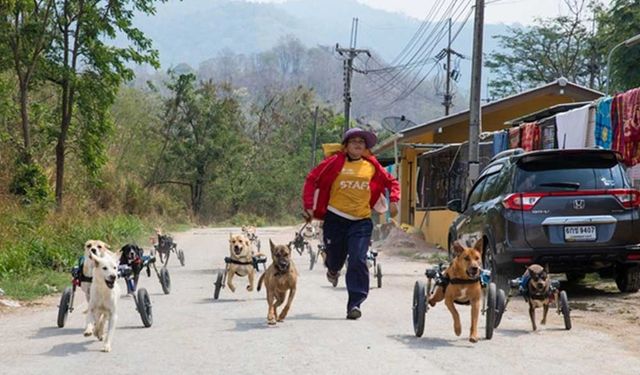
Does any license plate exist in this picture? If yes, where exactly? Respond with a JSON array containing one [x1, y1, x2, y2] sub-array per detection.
[[564, 226, 597, 242]]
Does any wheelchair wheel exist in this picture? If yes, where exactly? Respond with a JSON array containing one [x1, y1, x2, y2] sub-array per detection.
[[485, 283, 497, 340], [494, 287, 506, 329], [159, 267, 171, 295], [214, 271, 224, 300], [309, 247, 317, 271], [560, 290, 571, 330], [178, 249, 185, 267], [136, 288, 153, 327], [412, 280, 427, 337], [57, 287, 73, 328], [376, 263, 383, 288]]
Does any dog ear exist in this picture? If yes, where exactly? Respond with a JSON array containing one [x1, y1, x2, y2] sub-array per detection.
[[452, 241, 465, 256], [473, 237, 483, 254], [269, 239, 275, 251]]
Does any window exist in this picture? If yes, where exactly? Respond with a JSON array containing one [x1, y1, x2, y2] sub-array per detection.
[[515, 161, 628, 192], [480, 173, 501, 201], [466, 178, 487, 210]]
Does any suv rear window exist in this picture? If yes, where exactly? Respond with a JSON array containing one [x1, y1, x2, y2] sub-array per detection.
[[515, 154, 629, 192]]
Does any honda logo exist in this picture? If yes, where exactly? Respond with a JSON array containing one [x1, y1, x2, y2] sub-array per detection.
[[573, 199, 586, 210]]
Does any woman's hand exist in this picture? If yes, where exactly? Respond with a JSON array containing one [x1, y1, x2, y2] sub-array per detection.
[[302, 209, 314, 222], [389, 202, 399, 217]]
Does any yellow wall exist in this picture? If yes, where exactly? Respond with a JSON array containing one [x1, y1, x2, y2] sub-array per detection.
[[415, 210, 459, 248]]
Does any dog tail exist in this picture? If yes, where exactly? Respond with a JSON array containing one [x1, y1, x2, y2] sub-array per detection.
[[257, 272, 266, 292]]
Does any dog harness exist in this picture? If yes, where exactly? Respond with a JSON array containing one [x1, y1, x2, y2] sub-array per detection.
[[224, 256, 266, 272], [72, 256, 93, 283]]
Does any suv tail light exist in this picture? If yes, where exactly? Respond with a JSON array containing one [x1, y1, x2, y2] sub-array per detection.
[[502, 189, 640, 211], [611, 189, 640, 208], [502, 193, 543, 211]]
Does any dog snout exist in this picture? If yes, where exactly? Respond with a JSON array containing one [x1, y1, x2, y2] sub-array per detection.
[[468, 266, 479, 275], [108, 274, 116, 282]]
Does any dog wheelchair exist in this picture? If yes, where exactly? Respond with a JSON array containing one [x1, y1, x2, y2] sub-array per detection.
[[213, 254, 268, 300], [504, 276, 572, 330], [412, 263, 506, 340], [367, 246, 383, 289], [120, 245, 172, 295], [57, 258, 153, 329], [290, 222, 318, 271], [153, 233, 185, 267]]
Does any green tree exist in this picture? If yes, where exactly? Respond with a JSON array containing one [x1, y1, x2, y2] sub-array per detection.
[[485, 0, 602, 98], [151, 73, 244, 219], [44, 0, 163, 209], [597, 0, 640, 93]]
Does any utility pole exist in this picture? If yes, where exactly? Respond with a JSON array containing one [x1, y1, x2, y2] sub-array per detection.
[[444, 18, 453, 116], [336, 18, 370, 134], [468, 0, 484, 188], [310, 106, 319, 168]]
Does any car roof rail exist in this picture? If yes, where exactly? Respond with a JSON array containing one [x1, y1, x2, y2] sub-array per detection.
[[490, 148, 525, 162]]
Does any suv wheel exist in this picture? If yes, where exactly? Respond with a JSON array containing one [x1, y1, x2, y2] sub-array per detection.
[[615, 266, 640, 293], [484, 242, 509, 292]]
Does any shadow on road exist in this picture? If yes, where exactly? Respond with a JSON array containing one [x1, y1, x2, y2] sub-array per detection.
[[31, 327, 84, 339], [388, 334, 458, 349], [42, 341, 93, 357]]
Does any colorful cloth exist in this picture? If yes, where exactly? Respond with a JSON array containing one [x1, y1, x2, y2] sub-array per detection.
[[508, 127, 521, 149], [595, 97, 613, 149], [620, 88, 640, 165], [492, 130, 508, 156], [612, 93, 625, 156], [520, 122, 540, 152], [556, 104, 590, 149], [538, 117, 557, 149]]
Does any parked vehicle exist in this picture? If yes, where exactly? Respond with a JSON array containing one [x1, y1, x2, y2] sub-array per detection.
[[447, 148, 640, 293]]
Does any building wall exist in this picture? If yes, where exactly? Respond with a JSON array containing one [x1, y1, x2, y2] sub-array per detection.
[[399, 92, 591, 248]]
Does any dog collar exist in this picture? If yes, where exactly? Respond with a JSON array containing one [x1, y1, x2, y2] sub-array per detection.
[[448, 278, 480, 285]]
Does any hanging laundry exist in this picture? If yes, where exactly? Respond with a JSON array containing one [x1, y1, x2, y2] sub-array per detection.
[[508, 127, 521, 149], [595, 97, 613, 149], [519, 122, 540, 152], [586, 106, 596, 148], [538, 117, 557, 150], [621, 88, 640, 165], [612, 93, 624, 156], [555, 104, 590, 149], [492, 130, 508, 156]]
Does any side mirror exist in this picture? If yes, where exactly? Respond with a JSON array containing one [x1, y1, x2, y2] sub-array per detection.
[[447, 199, 463, 213]]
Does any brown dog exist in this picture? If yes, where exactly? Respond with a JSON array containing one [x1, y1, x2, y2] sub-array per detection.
[[523, 264, 551, 331], [428, 239, 483, 343], [257, 240, 298, 325], [227, 234, 256, 293]]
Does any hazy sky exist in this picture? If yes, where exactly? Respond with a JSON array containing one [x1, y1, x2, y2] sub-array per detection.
[[249, 0, 611, 25]]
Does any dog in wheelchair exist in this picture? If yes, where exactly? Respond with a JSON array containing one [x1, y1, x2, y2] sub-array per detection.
[[80, 240, 115, 337], [86, 249, 121, 352], [227, 234, 257, 292]]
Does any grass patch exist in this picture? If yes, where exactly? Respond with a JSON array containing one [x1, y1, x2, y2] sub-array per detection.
[[0, 269, 69, 301]]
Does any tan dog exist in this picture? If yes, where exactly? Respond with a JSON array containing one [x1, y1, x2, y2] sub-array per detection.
[[227, 234, 256, 293], [81, 240, 115, 337], [428, 239, 483, 343], [257, 240, 298, 325], [523, 264, 551, 331]]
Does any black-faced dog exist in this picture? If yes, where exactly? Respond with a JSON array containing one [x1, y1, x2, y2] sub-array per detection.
[[523, 264, 551, 331], [119, 244, 144, 293]]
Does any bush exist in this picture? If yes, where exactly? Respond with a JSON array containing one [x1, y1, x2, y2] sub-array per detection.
[[9, 161, 53, 205]]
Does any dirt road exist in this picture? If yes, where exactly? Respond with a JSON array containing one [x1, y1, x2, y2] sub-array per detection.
[[1, 227, 639, 375]]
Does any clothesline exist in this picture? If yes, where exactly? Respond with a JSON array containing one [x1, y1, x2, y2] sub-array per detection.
[[489, 85, 640, 167]]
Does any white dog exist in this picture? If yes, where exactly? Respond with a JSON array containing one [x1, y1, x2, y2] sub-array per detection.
[[81, 240, 113, 336], [86, 251, 120, 352]]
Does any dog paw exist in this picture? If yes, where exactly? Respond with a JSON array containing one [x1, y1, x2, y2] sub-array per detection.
[[469, 336, 479, 343], [246, 285, 253, 292], [454, 325, 462, 336], [267, 319, 277, 326], [277, 317, 286, 322], [540, 319, 547, 325], [102, 344, 111, 353], [83, 330, 93, 337]]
